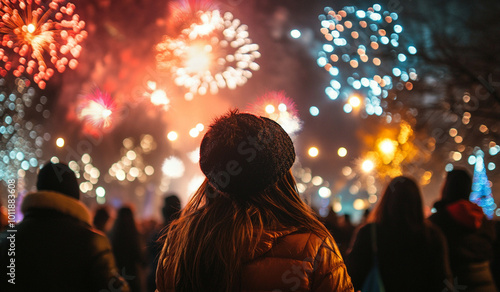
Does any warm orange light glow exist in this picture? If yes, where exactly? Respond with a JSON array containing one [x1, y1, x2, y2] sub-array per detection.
[[338, 147, 347, 157], [378, 138, 397, 155], [348, 95, 361, 108], [361, 159, 375, 172], [185, 44, 212, 73], [308, 147, 319, 157], [27, 24, 36, 33], [265, 104, 275, 114], [56, 138, 65, 148]]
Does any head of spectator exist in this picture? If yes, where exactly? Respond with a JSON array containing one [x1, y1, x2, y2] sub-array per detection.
[[36, 162, 80, 200], [161, 194, 181, 225], [93, 205, 111, 233], [369, 176, 424, 233], [157, 110, 347, 292], [440, 169, 472, 204]]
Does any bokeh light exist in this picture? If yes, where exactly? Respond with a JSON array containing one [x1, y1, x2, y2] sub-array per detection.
[[318, 186, 331, 198], [150, 89, 170, 107], [162, 156, 185, 178], [56, 137, 64, 148], [348, 95, 361, 108], [353, 198, 367, 210], [309, 106, 319, 116], [107, 135, 156, 184], [290, 29, 301, 39], [308, 147, 319, 157], [361, 159, 375, 172], [378, 138, 396, 155], [338, 147, 347, 157], [167, 131, 178, 141], [0, 78, 48, 183]]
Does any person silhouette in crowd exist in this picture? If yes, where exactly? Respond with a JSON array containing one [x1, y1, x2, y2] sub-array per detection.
[[429, 169, 497, 291], [337, 214, 356, 257], [491, 220, 500, 288], [93, 205, 112, 233], [156, 110, 354, 292], [109, 205, 145, 292], [346, 176, 451, 291], [0, 162, 129, 292], [147, 194, 181, 292]]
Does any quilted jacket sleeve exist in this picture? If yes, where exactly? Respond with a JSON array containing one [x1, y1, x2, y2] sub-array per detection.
[[310, 235, 355, 292], [88, 233, 130, 292]]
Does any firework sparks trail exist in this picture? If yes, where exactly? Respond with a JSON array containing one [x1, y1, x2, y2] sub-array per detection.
[[0, 0, 87, 89]]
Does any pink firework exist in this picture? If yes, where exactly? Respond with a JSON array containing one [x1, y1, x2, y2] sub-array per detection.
[[248, 91, 302, 135], [0, 0, 87, 89], [77, 88, 117, 132]]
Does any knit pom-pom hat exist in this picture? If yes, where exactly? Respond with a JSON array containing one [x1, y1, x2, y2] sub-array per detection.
[[200, 110, 295, 196]]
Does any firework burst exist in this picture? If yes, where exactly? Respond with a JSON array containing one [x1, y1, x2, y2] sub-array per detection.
[[156, 9, 260, 99], [76, 88, 117, 134], [317, 4, 416, 116], [0, 0, 87, 89], [248, 91, 302, 136]]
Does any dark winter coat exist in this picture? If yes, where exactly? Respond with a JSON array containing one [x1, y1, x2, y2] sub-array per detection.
[[429, 199, 497, 292], [0, 191, 129, 292], [346, 222, 452, 292], [156, 229, 355, 292]]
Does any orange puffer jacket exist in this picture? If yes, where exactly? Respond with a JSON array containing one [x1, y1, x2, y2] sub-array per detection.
[[156, 229, 354, 292]]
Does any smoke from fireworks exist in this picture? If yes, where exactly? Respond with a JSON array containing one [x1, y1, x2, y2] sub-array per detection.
[[76, 88, 117, 135], [248, 91, 302, 136], [317, 4, 416, 116], [156, 9, 260, 99], [0, 0, 87, 89]]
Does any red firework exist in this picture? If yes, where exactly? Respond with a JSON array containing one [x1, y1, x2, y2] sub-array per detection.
[[0, 0, 87, 89]]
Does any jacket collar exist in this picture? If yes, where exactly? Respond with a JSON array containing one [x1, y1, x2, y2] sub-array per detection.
[[21, 191, 92, 225], [245, 228, 298, 262]]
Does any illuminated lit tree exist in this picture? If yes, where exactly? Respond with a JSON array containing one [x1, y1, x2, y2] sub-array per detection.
[[470, 148, 495, 219]]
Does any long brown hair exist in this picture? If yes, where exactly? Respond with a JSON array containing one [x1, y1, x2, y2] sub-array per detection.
[[368, 176, 425, 234], [159, 170, 331, 292]]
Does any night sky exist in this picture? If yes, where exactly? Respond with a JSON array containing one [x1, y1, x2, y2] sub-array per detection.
[[1, 0, 499, 220]]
